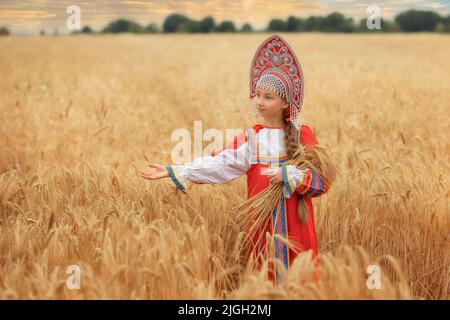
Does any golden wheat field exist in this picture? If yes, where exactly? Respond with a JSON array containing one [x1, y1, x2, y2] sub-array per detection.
[[0, 33, 449, 299]]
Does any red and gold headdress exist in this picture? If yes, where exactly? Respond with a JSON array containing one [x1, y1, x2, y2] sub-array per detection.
[[249, 35, 305, 137]]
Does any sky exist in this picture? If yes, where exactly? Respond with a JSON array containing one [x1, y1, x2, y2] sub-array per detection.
[[0, 0, 449, 35]]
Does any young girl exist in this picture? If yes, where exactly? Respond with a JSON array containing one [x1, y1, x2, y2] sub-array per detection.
[[139, 35, 334, 286]]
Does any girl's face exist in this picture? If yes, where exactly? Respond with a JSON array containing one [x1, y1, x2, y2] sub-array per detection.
[[255, 88, 289, 121]]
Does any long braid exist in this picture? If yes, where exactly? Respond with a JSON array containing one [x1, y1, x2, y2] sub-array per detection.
[[282, 119, 298, 159], [281, 103, 299, 160], [281, 106, 309, 223]]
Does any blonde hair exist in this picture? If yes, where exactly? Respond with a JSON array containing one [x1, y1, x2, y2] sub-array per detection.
[[279, 98, 336, 223]]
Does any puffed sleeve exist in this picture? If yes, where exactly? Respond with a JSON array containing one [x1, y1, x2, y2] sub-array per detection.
[[281, 125, 330, 199], [166, 131, 250, 193]]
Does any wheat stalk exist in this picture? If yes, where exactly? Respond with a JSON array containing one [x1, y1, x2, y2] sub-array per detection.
[[233, 144, 336, 258]]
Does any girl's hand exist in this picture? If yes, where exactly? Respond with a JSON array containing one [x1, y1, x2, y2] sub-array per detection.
[[139, 163, 169, 180], [268, 167, 283, 185]]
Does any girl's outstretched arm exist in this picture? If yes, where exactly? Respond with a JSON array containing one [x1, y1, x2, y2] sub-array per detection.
[[140, 131, 250, 193]]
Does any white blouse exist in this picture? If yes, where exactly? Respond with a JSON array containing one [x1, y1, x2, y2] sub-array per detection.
[[166, 126, 307, 198]]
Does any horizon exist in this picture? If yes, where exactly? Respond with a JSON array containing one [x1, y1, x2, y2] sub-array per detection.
[[0, 0, 449, 36]]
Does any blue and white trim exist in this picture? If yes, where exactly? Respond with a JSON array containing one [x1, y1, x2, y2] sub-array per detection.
[[166, 165, 187, 193]]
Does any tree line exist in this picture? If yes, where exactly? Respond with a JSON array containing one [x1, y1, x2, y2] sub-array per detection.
[[0, 9, 449, 36], [80, 10, 450, 34]]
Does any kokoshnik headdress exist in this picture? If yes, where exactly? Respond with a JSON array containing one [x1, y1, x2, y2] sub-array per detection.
[[250, 35, 305, 145]]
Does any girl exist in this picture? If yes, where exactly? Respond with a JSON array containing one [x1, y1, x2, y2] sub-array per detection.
[[139, 35, 335, 286]]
